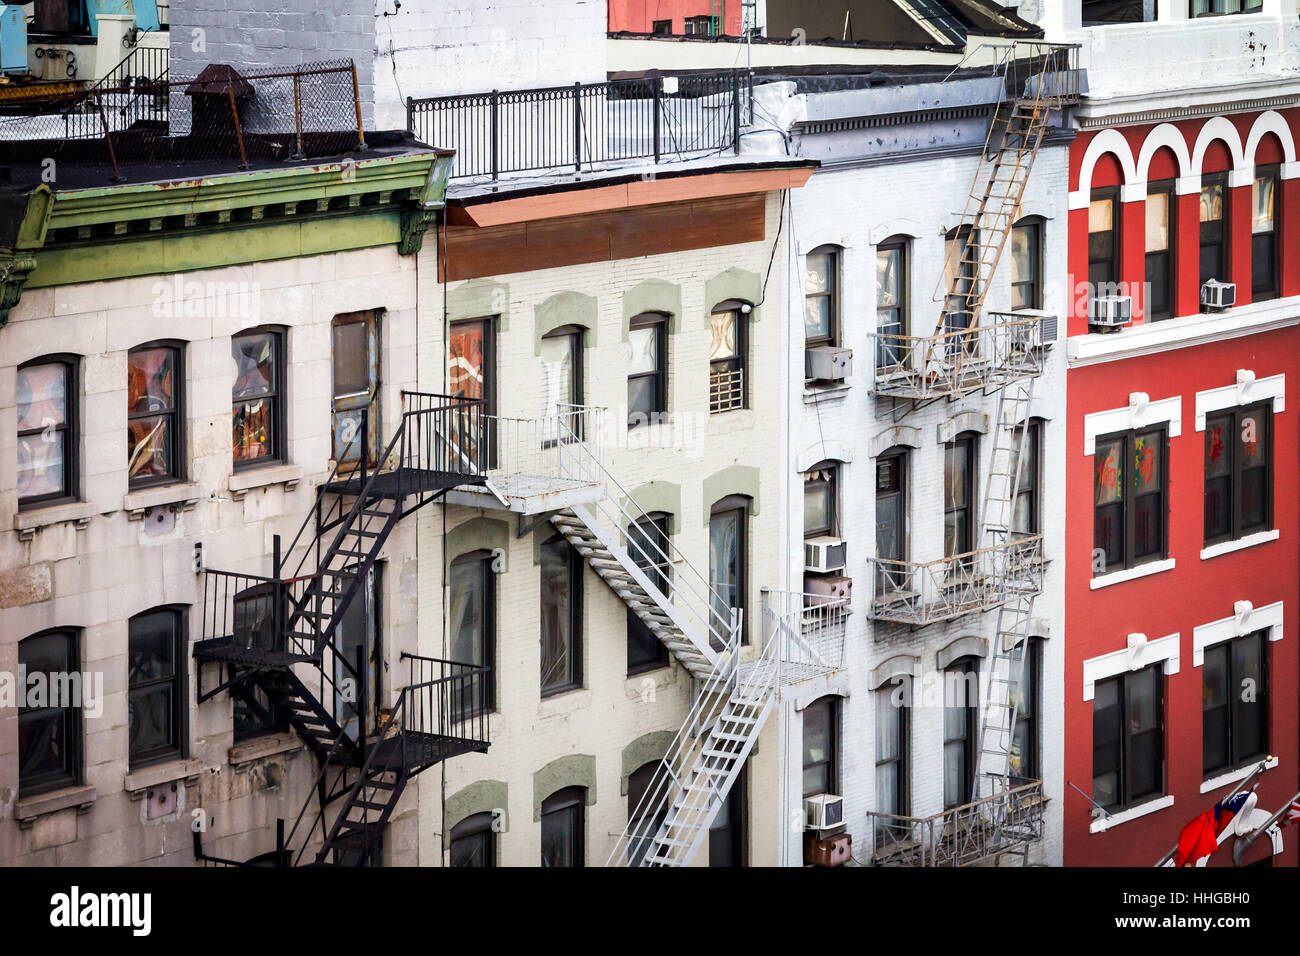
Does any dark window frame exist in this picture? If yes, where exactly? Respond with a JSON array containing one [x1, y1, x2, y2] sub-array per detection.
[[944, 431, 978, 560], [449, 316, 497, 417], [231, 326, 287, 472], [943, 656, 978, 809], [1200, 171, 1229, 287], [127, 340, 185, 489], [540, 324, 584, 415], [875, 685, 910, 822], [804, 245, 840, 352], [17, 354, 78, 510], [1088, 187, 1121, 297], [449, 811, 497, 867], [627, 312, 668, 428], [803, 460, 839, 539], [1204, 403, 1273, 546], [802, 695, 841, 799], [710, 495, 750, 646], [876, 237, 909, 369], [709, 762, 748, 867], [627, 512, 672, 675], [1190, 0, 1263, 17], [449, 549, 497, 717], [540, 533, 584, 698], [127, 606, 188, 770], [1093, 665, 1166, 812], [17, 628, 83, 798], [651, 18, 672, 34], [628, 761, 669, 866], [1202, 630, 1269, 779], [708, 300, 748, 413], [1011, 217, 1044, 312], [1012, 420, 1042, 537], [1093, 427, 1169, 574], [1145, 180, 1176, 320], [540, 785, 586, 867], [875, 449, 908, 595], [1252, 164, 1279, 301], [1010, 639, 1042, 785]]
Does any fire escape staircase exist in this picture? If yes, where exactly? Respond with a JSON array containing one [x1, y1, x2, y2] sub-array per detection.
[[193, 393, 491, 867]]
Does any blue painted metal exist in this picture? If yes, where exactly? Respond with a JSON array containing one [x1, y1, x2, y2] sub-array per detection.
[[0, 5, 25, 74], [84, 0, 161, 37]]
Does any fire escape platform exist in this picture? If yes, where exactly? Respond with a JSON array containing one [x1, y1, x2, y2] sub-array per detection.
[[323, 467, 487, 499], [364, 730, 490, 774], [193, 637, 316, 668], [442, 474, 605, 515]]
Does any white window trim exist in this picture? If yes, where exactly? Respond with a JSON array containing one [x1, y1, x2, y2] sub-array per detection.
[[1082, 631, 1179, 701], [1191, 599, 1284, 667], [1201, 528, 1280, 561], [1200, 757, 1279, 795], [1083, 392, 1181, 455], [1193, 370, 1285, 431], [1090, 794, 1174, 834], [1090, 557, 1176, 590]]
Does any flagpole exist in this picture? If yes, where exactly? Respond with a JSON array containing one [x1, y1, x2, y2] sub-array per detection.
[[1231, 787, 1300, 866], [1153, 756, 1273, 867]]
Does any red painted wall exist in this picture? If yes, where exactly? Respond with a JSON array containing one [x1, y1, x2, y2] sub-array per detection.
[[1065, 112, 1300, 867], [607, 0, 744, 35]]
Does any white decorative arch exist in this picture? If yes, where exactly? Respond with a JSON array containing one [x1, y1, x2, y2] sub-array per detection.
[[1135, 123, 1193, 185], [868, 218, 924, 245], [1191, 116, 1247, 183], [1012, 200, 1056, 223], [796, 440, 854, 473], [870, 424, 923, 458], [1068, 129, 1137, 210], [796, 231, 849, 257], [1245, 110, 1299, 179]]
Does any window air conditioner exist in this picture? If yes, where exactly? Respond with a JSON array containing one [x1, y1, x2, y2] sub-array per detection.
[[1089, 295, 1131, 331], [1201, 280, 1236, 313], [1010, 310, 1058, 349], [805, 793, 845, 830], [804, 536, 847, 574], [806, 346, 852, 383]]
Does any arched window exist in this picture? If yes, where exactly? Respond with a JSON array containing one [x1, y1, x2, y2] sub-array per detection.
[[627, 513, 672, 674], [17, 355, 77, 508], [449, 550, 496, 716], [944, 431, 978, 561], [627, 761, 667, 866], [943, 656, 979, 808], [449, 811, 497, 867], [802, 695, 841, 798], [804, 245, 841, 381], [709, 495, 750, 645], [709, 300, 749, 413], [1011, 418, 1043, 538], [627, 312, 668, 427], [540, 786, 586, 867], [540, 324, 584, 419], [876, 236, 909, 370], [875, 449, 908, 597]]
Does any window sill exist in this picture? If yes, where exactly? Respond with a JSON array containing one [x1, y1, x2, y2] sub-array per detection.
[[228, 732, 303, 769], [123, 757, 204, 796], [1200, 529, 1279, 561], [1200, 756, 1278, 795], [14, 784, 97, 828], [14, 500, 98, 539], [229, 463, 303, 499], [123, 482, 202, 519], [803, 382, 851, 404], [1089, 794, 1174, 834], [1089, 558, 1175, 590]]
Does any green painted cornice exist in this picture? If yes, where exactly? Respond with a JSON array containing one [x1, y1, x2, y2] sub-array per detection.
[[0, 186, 53, 328]]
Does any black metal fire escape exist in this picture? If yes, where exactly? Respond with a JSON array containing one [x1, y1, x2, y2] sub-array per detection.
[[193, 392, 491, 867]]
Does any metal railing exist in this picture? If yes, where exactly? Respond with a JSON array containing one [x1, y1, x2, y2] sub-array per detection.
[[866, 780, 1046, 867], [870, 535, 1042, 628], [408, 70, 747, 180], [709, 366, 744, 414], [873, 312, 1045, 401]]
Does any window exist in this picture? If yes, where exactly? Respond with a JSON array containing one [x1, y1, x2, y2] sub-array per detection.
[[1203, 631, 1268, 778], [802, 696, 840, 798], [1200, 173, 1228, 287], [944, 432, 977, 560], [684, 14, 715, 34], [804, 246, 839, 369], [875, 451, 907, 595], [1089, 189, 1120, 300], [540, 534, 582, 696], [1191, 0, 1262, 16], [1093, 428, 1167, 574], [540, 786, 585, 867], [449, 317, 493, 466], [449, 551, 495, 716], [127, 343, 183, 487], [1204, 405, 1272, 545], [1093, 665, 1164, 811], [876, 238, 907, 369], [18, 629, 82, 797], [942, 226, 979, 351], [334, 565, 381, 740], [232, 329, 284, 469], [709, 497, 748, 646], [1082, 0, 1150, 23], [17, 357, 76, 508], [449, 812, 496, 867], [1252, 167, 1278, 301], [540, 326, 583, 418], [1008, 640, 1041, 785], [128, 608, 186, 769], [233, 683, 285, 742], [943, 657, 978, 808], [627, 313, 667, 428], [709, 764, 747, 867], [628, 762, 668, 867], [709, 302, 746, 413], [651, 18, 672, 33], [1145, 181, 1175, 320], [875, 687, 909, 830], [1010, 218, 1042, 312], [627, 514, 671, 674], [1011, 420, 1042, 537], [803, 462, 838, 539]]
